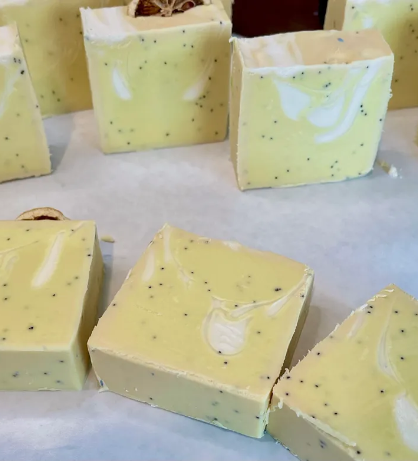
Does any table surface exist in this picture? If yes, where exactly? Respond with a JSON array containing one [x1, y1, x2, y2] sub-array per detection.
[[0, 108, 417, 461]]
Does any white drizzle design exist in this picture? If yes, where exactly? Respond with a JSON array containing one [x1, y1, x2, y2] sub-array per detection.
[[377, 307, 400, 382], [222, 241, 241, 251], [394, 394, 418, 453], [316, 60, 382, 143], [183, 59, 214, 101], [112, 67, 132, 100], [0, 252, 18, 282], [267, 271, 312, 317], [202, 270, 312, 354], [274, 81, 310, 121], [32, 231, 66, 288], [142, 248, 155, 282], [347, 304, 368, 338], [203, 309, 250, 355]]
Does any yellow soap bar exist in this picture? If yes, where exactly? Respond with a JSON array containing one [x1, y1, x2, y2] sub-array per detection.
[[81, 3, 231, 154], [220, 0, 233, 17], [0, 24, 50, 183], [0, 0, 125, 117], [230, 30, 394, 190], [89, 224, 313, 437], [268, 285, 418, 461], [325, 0, 418, 110], [0, 215, 104, 390]]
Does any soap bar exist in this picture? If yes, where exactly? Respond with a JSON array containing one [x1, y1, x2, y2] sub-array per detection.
[[220, 0, 232, 17], [268, 285, 418, 461], [230, 30, 394, 190], [325, 0, 418, 110], [81, 3, 231, 154], [88, 224, 313, 437], [0, 210, 104, 390], [0, 0, 124, 117], [0, 24, 50, 183]]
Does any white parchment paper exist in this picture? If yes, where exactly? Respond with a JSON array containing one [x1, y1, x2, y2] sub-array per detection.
[[0, 108, 417, 461]]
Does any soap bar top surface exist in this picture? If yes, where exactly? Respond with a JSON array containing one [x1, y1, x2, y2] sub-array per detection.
[[236, 29, 392, 69], [0, 220, 98, 350], [82, 2, 229, 39], [273, 285, 418, 460], [90, 225, 313, 396], [0, 22, 15, 56]]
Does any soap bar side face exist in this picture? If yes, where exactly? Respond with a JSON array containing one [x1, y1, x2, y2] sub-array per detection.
[[82, 6, 231, 154], [326, 0, 418, 110], [90, 348, 269, 437], [0, 0, 125, 117], [71, 235, 104, 387], [229, 40, 244, 183], [219, 0, 232, 17], [89, 224, 313, 436], [268, 400, 355, 461], [232, 30, 393, 190], [268, 286, 418, 461], [0, 24, 50, 183], [0, 221, 103, 390]]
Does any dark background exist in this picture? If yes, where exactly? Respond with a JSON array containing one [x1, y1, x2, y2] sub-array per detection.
[[233, 0, 329, 37]]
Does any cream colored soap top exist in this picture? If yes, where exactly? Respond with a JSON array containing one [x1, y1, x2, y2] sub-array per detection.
[[0, 220, 97, 350], [90, 225, 313, 396], [274, 285, 418, 460], [81, 1, 229, 41], [0, 22, 16, 57], [236, 29, 392, 70]]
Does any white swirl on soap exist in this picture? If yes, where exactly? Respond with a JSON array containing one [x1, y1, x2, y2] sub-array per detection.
[[273, 59, 385, 144], [183, 59, 215, 101], [32, 231, 66, 288], [112, 67, 132, 100], [202, 269, 312, 355], [203, 308, 250, 355], [274, 81, 310, 121], [377, 308, 401, 382], [0, 252, 18, 283], [394, 394, 418, 453], [267, 271, 312, 317], [222, 241, 241, 251], [347, 304, 368, 339], [315, 60, 382, 143], [142, 248, 155, 282]]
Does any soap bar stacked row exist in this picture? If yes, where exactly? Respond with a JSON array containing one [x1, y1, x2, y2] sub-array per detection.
[[0, 209, 417, 461], [1, 0, 417, 188]]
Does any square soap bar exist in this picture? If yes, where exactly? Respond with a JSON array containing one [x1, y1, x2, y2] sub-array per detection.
[[268, 285, 418, 461], [81, 2, 231, 154], [89, 225, 313, 437], [230, 30, 394, 190], [0, 213, 104, 390], [325, 0, 418, 110], [0, 24, 50, 183], [0, 0, 124, 117]]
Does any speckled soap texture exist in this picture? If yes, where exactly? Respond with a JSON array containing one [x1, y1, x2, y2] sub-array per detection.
[[0, 0, 126, 117], [88, 225, 313, 438], [80, 0, 231, 154], [325, 0, 418, 110], [0, 219, 104, 390], [230, 29, 394, 190], [0, 24, 50, 183], [268, 285, 418, 461]]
